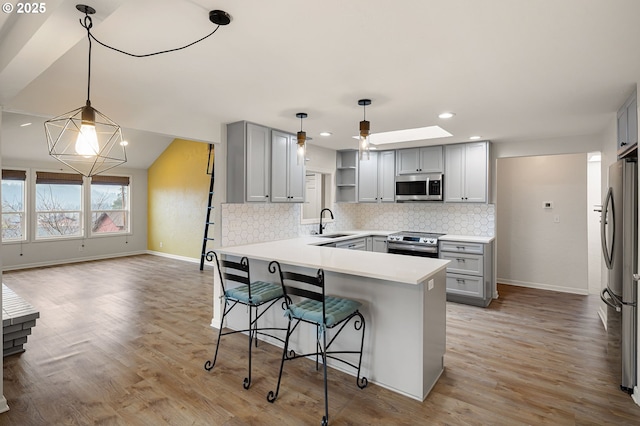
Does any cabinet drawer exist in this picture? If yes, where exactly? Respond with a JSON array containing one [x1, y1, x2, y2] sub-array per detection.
[[446, 273, 483, 298], [336, 238, 367, 251], [440, 241, 483, 254], [441, 252, 483, 276]]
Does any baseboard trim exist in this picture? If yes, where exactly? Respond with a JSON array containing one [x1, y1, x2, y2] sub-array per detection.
[[146, 250, 214, 268], [1, 251, 148, 272], [497, 278, 589, 295]]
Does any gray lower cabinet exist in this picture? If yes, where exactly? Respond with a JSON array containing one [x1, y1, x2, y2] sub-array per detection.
[[440, 240, 494, 307], [227, 121, 271, 203], [358, 151, 395, 202], [366, 236, 388, 253], [271, 130, 305, 202], [336, 237, 367, 251]]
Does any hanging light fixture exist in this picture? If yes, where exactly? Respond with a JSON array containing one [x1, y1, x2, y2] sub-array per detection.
[[358, 99, 372, 161], [296, 112, 308, 165], [44, 5, 126, 177], [44, 4, 231, 177]]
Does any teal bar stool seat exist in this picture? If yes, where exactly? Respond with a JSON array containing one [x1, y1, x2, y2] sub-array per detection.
[[266, 261, 368, 426], [204, 251, 286, 389]]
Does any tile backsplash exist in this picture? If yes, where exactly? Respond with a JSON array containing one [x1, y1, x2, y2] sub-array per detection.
[[221, 202, 494, 247]]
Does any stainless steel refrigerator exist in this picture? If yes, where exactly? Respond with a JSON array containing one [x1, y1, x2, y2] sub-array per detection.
[[601, 158, 638, 393]]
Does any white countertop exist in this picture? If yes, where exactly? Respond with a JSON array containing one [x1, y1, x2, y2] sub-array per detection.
[[439, 234, 495, 244], [218, 230, 449, 285]]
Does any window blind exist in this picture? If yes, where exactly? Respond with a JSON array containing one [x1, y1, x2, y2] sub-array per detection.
[[90, 175, 130, 186], [2, 169, 27, 181], [36, 171, 83, 185]]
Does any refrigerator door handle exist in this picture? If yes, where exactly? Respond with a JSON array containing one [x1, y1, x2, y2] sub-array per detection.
[[601, 187, 615, 270], [601, 287, 622, 312]]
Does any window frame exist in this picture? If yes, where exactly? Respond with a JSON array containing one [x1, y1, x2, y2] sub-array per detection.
[[89, 174, 132, 237], [33, 170, 85, 241], [1, 168, 28, 243]]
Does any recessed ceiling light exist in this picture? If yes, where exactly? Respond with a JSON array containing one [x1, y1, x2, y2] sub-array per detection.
[[438, 112, 455, 119], [353, 126, 453, 145], [469, 135, 482, 140], [20, 122, 32, 127], [320, 132, 332, 137]]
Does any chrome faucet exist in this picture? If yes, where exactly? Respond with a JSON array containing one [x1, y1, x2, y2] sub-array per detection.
[[319, 208, 334, 235]]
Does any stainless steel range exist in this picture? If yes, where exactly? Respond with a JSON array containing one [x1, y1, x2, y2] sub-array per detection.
[[387, 231, 445, 258]]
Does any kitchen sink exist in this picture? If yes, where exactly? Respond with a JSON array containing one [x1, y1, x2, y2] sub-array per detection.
[[314, 233, 354, 239]]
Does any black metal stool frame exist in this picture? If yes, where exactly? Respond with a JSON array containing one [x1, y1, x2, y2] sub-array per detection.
[[204, 251, 287, 389], [266, 260, 368, 426]]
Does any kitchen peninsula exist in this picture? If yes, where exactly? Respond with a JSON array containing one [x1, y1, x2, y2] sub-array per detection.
[[214, 232, 450, 401]]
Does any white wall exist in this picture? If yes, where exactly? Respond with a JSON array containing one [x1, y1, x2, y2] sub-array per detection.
[[587, 156, 602, 294], [497, 153, 589, 294], [1, 159, 148, 270]]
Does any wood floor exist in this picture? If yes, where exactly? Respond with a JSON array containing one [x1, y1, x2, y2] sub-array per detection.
[[1, 255, 640, 425]]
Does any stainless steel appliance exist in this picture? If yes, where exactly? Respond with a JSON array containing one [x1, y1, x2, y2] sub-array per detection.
[[395, 173, 443, 202], [600, 158, 638, 393], [387, 231, 445, 258]]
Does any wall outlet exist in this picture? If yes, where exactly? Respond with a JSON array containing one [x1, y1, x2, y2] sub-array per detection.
[[159, 242, 163, 248], [554, 215, 560, 223], [428, 279, 434, 291]]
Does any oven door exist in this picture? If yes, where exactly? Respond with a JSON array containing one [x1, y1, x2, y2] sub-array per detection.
[[387, 241, 439, 258]]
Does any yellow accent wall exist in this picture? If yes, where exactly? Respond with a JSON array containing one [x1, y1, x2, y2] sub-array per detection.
[[148, 138, 212, 258]]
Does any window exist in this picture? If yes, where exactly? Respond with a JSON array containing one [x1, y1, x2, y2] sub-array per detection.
[[2, 169, 27, 241], [35, 171, 83, 239], [90, 175, 129, 235]]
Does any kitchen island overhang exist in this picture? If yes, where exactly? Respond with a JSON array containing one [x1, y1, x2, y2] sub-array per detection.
[[211, 234, 449, 401]]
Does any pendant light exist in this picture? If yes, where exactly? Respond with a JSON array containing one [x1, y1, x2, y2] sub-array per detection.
[[44, 4, 231, 177], [358, 99, 372, 161], [296, 112, 308, 165], [44, 5, 127, 177]]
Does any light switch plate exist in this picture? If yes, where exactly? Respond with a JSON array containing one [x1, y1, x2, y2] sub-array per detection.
[[428, 279, 434, 290]]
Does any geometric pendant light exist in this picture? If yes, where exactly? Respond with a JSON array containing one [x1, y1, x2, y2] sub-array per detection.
[[45, 5, 126, 178], [44, 4, 232, 177], [358, 99, 372, 161]]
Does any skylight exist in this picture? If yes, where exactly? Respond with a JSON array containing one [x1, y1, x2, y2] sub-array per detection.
[[355, 126, 453, 145]]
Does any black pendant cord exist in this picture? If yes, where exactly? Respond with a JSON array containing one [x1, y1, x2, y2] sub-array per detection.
[[82, 14, 93, 104], [79, 14, 220, 59]]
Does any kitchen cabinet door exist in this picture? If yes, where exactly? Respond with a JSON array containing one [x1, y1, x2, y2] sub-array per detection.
[[463, 142, 488, 203], [444, 144, 465, 202], [396, 148, 421, 174], [246, 123, 271, 202], [617, 89, 638, 158], [444, 142, 487, 203], [372, 236, 388, 253], [378, 150, 396, 202], [418, 146, 443, 173], [358, 151, 379, 202], [271, 130, 305, 203]]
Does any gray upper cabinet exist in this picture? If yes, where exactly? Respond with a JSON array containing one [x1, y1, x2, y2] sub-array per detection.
[[227, 121, 271, 203], [271, 130, 305, 203], [444, 142, 488, 203], [617, 88, 638, 159], [358, 151, 395, 203], [396, 146, 443, 174]]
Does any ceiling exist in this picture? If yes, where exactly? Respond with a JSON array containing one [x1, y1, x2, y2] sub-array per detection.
[[2, 0, 640, 169]]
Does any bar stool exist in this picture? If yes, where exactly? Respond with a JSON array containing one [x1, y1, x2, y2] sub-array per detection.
[[204, 251, 286, 389], [266, 260, 368, 426]]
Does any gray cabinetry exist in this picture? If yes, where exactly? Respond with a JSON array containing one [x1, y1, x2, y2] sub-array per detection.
[[336, 150, 358, 203], [271, 130, 305, 203], [371, 236, 388, 253], [444, 142, 488, 203], [617, 88, 638, 159], [396, 146, 443, 174], [336, 237, 367, 251], [227, 121, 271, 203], [358, 150, 395, 202], [440, 240, 494, 307]]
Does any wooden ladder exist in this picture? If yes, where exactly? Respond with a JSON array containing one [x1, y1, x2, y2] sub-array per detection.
[[200, 144, 215, 270]]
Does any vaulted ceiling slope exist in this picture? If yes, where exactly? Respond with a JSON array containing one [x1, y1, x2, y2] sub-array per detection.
[[2, 0, 640, 164]]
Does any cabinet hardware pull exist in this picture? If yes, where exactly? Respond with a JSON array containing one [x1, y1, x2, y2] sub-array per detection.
[[457, 279, 465, 283], [456, 258, 466, 262]]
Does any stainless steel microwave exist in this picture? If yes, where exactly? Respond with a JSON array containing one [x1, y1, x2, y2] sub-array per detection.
[[395, 173, 443, 202]]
